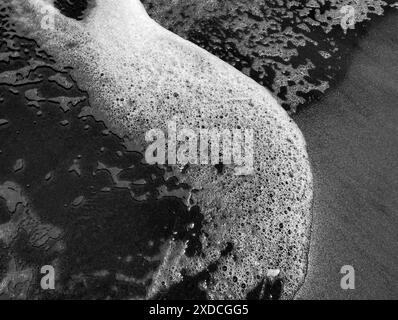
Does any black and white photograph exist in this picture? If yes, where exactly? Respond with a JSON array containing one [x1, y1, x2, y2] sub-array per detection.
[[0, 0, 397, 305]]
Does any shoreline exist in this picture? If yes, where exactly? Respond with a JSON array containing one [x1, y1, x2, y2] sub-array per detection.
[[294, 10, 398, 299]]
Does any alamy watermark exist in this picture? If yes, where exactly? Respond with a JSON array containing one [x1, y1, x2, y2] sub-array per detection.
[[144, 120, 255, 176], [340, 265, 355, 290], [40, 265, 55, 290]]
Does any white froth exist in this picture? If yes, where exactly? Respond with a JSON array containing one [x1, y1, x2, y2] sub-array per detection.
[[10, 0, 313, 299]]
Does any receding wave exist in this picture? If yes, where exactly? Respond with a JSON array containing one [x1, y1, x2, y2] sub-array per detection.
[[1, 0, 312, 299], [142, 0, 394, 113]]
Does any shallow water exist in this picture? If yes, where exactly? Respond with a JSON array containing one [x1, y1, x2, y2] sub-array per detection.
[[0, 10, 204, 298], [0, 0, 396, 300], [142, 0, 395, 112], [0, 0, 311, 300]]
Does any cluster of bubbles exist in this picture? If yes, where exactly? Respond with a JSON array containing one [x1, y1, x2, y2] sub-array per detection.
[[142, 0, 391, 112], [3, 0, 313, 299]]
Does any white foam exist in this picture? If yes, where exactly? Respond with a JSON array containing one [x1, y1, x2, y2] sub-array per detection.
[[10, 0, 313, 299]]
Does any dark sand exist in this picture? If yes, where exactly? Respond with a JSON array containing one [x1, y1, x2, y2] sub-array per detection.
[[295, 12, 398, 299]]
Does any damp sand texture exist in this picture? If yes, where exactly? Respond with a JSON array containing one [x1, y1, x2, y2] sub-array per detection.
[[295, 11, 398, 300]]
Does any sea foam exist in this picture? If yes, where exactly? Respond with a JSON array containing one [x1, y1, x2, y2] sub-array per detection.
[[9, 0, 313, 299]]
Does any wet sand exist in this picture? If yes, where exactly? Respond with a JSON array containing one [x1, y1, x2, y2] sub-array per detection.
[[295, 11, 398, 299]]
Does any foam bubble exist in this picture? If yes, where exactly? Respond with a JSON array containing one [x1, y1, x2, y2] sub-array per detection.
[[9, 0, 313, 299], [142, 0, 389, 113]]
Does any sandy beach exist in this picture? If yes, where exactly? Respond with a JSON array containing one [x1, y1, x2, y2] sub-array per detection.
[[295, 11, 398, 299]]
